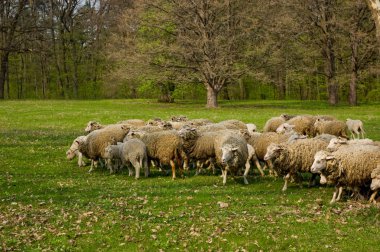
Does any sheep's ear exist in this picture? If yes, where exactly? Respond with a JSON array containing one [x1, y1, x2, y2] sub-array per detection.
[[232, 147, 239, 151], [326, 155, 334, 160], [190, 128, 197, 131]]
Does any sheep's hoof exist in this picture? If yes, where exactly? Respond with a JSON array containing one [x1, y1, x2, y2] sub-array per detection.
[[282, 187, 287, 192], [329, 200, 336, 205], [243, 179, 249, 185]]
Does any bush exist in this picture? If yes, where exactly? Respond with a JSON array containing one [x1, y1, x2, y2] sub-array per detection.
[[366, 89, 380, 102]]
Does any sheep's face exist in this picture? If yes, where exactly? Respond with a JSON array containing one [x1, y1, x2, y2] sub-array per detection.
[[221, 146, 238, 165], [370, 178, 380, 191], [159, 121, 173, 130], [127, 130, 143, 139], [327, 137, 347, 152], [276, 123, 294, 134], [246, 124, 257, 135], [264, 144, 283, 161], [85, 121, 101, 132], [66, 149, 76, 160], [311, 151, 329, 173], [178, 126, 197, 140]]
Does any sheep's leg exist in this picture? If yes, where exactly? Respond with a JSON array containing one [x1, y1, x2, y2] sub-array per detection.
[[222, 169, 228, 185], [255, 160, 265, 177], [170, 160, 176, 180], [133, 162, 140, 179], [107, 159, 114, 174], [267, 160, 277, 177], [195, 160, 202, 175], [330, 187, 339, 204], [77, 152, 85, 167], [282, 173, 290, 192], [308, 173, 317, 187], [336, 186, 343, 202], [262, 162, 268, 170], [369, 190, 378, 203], [243, 161, 251, 185], [144, 158, 149, 177], [88, 160, 95, 173]]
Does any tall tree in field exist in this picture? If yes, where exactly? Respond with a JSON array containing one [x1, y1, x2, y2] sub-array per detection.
[[113, 0, 253, 108], [0, 1, 26, 99], [340, 1, 378, 105]]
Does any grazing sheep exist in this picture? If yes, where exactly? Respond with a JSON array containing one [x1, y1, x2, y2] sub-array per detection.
[[66, 136, 87, 167], [126, 129, 185, 179], [346, 119, 365, 139], [311, 145, 380, 204], [314, 118, 349, 138], [78, 124, 130, 173], [263, 116, 286, 132], [104, 139, 149, 179], [264, 138, 329, 191], [370, 164, 380, 203], [214, 133, 248, 185], [326, 137, 375, 152]]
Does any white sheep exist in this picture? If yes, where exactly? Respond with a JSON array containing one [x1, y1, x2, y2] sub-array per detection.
[[326, 137, 375, 152], [104, 139, 149, 179], [311, 145, 380, 204], [346, 119, 365, 139], [66, 136, 87, 167]]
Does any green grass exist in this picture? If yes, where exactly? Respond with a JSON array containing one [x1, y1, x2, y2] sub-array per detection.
[[1, 99, 380, 251]]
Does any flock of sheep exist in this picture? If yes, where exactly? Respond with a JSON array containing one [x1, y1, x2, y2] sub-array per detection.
[[66, 114, 380, 204]]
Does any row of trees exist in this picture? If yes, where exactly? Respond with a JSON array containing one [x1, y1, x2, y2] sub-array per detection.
[[1, 0, 380, 107]]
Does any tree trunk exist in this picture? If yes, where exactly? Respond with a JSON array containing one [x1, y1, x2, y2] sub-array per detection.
[[277, 71, 286, 100], [0, 52, 9, 99], [206, 85, 219, 108], [326, 37, 338, 105], [349, 71, 358, 106], [367, 0, 380, 44], [327, 77, 338, 105]]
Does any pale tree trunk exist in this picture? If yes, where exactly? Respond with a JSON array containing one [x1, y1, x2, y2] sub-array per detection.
[[367, 0, 380, 43], [206, 85, 219, 108], [349, 71, 358, 106], [349, 36, 359, 106], [326, 36, 338, 105]]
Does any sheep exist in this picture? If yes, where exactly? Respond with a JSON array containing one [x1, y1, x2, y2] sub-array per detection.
[[146, 118, 163, 126], [214, 133, 248, 185], [263, 116, 286, 132], [263, 138, 329, 191], [311, 145, 380, 204], [346, 119, 365, 139], [326, 137, 376, 152], [178, 126, 220, 175], [284, 115, 315, 136], [243, 132, 294, 176], [85, 120, 144, 133], [77, 124, 130, 173], [126, 129, 185, 179], [171, 115, 188, 122], [103, 139, 149, 179], [314, 118, 349, 138], [370, 164, 380, 203], [66, 136, 87, 167], [187, 118, 213, 126]]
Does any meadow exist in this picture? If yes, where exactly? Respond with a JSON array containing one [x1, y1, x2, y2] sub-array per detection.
[[1, 99, 380, 251]]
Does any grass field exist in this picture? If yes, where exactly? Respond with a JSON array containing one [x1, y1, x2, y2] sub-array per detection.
[[1, 99, 380, 251]]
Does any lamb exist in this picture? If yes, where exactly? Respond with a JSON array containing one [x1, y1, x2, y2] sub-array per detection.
[[77, 124, 130, 173], [370, 164, 380, 203], [216, 133, 248, 185], [126, 129, 185, 179], [263, 138, 329, 191], [346, 119, 365, 139], [326, 137, 376, 152], [66, 136, 87, 167], [314, 118, 349, 138], [311, 145, 380, 204], [103, 139, 149, 179], [263, 116, 286, 132]]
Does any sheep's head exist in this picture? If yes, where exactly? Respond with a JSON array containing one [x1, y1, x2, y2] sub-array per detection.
[[246, 123, 257, 135], [146, 118, 162, 126], [127, 130, 144, 140], [264, 144, 284, 161], [85, 121, 102, 132], [171, 115, 188, 122], [311, 151, 333, 173], [280, 114, 295, 121], [221, 145, 239, 165], [66, 148, 77, 160], [178, 126, 197, 140], [158, 121, 173, 130], [326, 137, 348, 152], [370, 166, 380, 191], [276, 123, 295, 134]]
